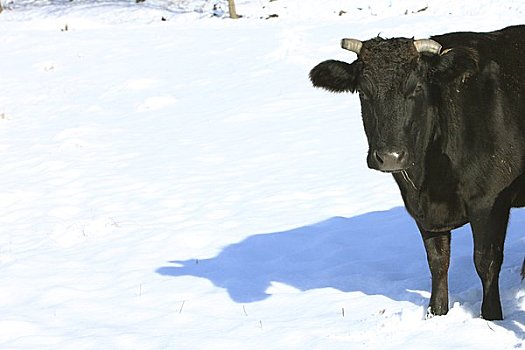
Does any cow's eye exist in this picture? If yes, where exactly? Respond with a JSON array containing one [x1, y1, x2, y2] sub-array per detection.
[[407, 83, 423, 99], [359, 91, 370, 101]]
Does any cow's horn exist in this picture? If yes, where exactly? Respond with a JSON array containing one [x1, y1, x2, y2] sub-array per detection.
[[413, 39, 442, 55], [341, 38, 363, 54]]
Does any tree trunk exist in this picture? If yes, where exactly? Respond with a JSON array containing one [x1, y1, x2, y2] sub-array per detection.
[[227, 0, 239, 19]]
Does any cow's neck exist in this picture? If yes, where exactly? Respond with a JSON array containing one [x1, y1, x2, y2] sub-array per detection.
[[392, 103, 468, 231]]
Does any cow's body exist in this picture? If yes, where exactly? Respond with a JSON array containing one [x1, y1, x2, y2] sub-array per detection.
[[309, 25, 525, 320], [398, 26, 525, 232]]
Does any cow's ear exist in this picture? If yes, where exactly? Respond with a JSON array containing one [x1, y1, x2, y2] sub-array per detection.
[[431, 47, 479, 83], [309, 59, 362, 93]]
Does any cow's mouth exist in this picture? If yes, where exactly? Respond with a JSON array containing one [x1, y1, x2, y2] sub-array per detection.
[[371, 165, 417, 189]]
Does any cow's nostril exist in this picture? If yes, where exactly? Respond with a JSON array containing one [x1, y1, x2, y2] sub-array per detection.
[[374, 151, 385, 164], [372, 150, 408, 172]]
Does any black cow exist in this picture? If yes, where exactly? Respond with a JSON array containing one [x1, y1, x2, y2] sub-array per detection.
[[309, 25, 525, 320]]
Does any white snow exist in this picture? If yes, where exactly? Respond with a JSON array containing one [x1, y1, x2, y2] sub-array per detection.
[[0, 0, 524, 349]]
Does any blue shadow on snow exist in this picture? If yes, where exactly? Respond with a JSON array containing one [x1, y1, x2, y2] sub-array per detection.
[[157, 206, 524, 332], [158, 207, 460, 302]]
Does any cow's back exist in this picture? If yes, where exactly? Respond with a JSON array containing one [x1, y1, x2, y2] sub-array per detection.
[[432, 25, 525, 87]]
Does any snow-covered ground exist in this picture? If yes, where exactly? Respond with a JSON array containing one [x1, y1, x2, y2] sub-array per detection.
[[0, 0, 524, 348]]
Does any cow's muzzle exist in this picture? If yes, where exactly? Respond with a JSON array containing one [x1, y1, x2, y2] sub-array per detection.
[[369, 149, 410, 172]]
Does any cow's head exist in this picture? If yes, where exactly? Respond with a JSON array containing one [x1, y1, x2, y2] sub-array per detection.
[[310, 36, 478, 173]]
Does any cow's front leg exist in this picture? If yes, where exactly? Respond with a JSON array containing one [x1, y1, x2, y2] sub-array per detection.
[[469, 204, 509, 321], [418, 226, 451, 317]]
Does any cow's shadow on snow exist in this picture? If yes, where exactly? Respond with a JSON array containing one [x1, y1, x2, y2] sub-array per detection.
[[157, 206, 525, 333]]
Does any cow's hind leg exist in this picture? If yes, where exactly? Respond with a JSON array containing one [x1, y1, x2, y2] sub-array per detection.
[[469, 204, 509, 321], [418, 226, 451, 317]]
